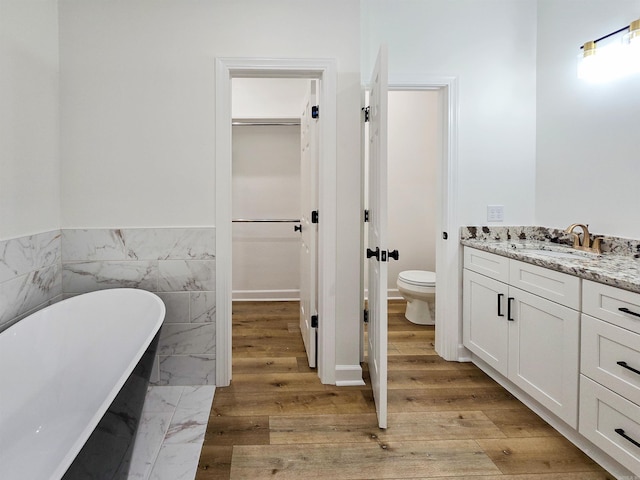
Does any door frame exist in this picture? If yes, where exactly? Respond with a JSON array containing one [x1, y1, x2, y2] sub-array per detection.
[[362, 77, 462, 362], [215, 58, 338, 387]]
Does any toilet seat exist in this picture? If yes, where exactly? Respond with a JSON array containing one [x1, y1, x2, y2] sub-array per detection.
[[398, 270, 436, 287]]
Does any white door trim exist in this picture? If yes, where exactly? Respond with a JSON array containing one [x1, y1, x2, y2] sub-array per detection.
[[215, 57, 338, 386], [387, 78, 462, 362]]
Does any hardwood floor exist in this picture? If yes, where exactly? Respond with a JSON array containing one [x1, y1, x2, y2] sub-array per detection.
[[195, 300, 613, 479]]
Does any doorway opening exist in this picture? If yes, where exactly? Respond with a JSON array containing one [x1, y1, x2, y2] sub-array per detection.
[[215, 58, 338, 387], [362, 84, 454, 354], [386, 89, 439, 325], [231, 78, 307, 304], [387, 81, 460, 364], [230, 77, 319, 371]]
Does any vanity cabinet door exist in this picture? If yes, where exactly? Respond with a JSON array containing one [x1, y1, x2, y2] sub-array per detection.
[[463, 269, 509, 376], [508, 286, 580, 428]]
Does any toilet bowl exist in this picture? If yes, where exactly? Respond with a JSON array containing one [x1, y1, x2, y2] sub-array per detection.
[[397, 270, 436, 325]]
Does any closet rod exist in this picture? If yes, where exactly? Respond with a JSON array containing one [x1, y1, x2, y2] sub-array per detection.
[[232, 219, 300, 223], [231, 118, 300, 127]]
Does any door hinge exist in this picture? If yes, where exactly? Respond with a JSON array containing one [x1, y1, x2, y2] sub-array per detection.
[[362, 106, 370, 122], [311, 210, 319, 224], [312, 105, 320, 119], [311, 314, 318, 328], [364, 209, 370, 222], [363, 309, 369, 323]]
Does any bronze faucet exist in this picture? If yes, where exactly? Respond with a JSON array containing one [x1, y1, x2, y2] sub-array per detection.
[[564, 223, 603, 254]]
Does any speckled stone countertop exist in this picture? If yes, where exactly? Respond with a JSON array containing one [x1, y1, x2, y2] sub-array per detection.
[[460, 226, 640, 295]]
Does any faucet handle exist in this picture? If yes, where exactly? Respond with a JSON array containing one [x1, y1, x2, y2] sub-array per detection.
[[591, 236, 604, 254], [567, 232, 581, 248]]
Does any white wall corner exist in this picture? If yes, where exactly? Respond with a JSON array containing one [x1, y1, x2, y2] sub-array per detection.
[[335, 364, 365, 386]]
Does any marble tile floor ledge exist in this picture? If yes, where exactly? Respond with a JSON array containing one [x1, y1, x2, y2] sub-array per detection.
[[127, 385, 215, 480]]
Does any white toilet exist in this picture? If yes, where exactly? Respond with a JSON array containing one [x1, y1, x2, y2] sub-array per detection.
[[397, 270, 436, 325]]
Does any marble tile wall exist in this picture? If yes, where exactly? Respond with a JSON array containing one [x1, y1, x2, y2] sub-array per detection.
[[62, 228, 216, 386], [0, 230, 62, 332]]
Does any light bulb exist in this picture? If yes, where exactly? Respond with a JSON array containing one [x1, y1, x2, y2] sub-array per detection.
[[623, 18, 640, 75]]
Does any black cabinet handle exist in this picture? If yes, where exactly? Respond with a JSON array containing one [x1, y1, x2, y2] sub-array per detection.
[[497, 293, 504, 317], [617, 361, 640, 376], [294, 224, 302, 232], [619, 307, 640, 318], [507, 297, 514, 321], [366, 247, 380, 261], [388, 249, 399, 261], [615, 428, 640, 449]]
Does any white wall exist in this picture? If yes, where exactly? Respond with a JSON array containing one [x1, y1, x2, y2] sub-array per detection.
[[0, 0, 60, 240], [233, 78, 309, 119], [232, 125, 301, 299], [536, 0, 640, 238], [231, 79, 306, 300], [387, 90, 438, 294], [362, 0, 538, 227], [59, 0, 362, 370]]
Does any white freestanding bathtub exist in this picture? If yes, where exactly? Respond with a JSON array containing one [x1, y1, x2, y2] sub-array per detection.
[[0, 288, 165, 480]]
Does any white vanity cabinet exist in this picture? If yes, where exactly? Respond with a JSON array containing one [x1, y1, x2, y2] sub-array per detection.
[[463, 246, 581, 427], [579, 280, 640, 474]]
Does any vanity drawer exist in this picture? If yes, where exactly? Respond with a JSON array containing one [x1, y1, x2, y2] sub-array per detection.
[[582, 314, 640, 403], [464, 247, 509, 283], [580, 375, 640, 474], [509, 259, 581, 310], [583, 280, 640, 334]]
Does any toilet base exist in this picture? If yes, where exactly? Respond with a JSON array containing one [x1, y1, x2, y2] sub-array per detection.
[[405, 298, 434, 325]]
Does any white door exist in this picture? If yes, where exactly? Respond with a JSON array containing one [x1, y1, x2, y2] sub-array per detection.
[[367, 46, 389, 429], [508, 287, 580, 427], [299, 80, 319, 368], [462, 269, 509, 376]]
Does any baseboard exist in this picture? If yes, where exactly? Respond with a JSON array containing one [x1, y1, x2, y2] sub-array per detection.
[[364, 288, 403, 301], [232, 289, 300, 301], [335, 364, 365, 386], [457, 344, 472, 362], [387, 288, 402, 300]]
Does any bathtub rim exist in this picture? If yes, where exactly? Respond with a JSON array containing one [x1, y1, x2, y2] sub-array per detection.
[[0, 288, 166, 480], [56, 288, 165, 479]]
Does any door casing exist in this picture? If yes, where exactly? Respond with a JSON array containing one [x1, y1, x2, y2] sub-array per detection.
[[361, 78, 462, 364], [216, 60, 464, 388], [215, 58, 337, 387]]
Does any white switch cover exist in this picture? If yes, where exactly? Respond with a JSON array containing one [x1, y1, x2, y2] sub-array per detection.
[[487, 205, 504, 222]]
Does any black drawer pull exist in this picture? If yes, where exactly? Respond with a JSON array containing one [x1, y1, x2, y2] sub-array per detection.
[[617, 361, 640, 376], [497, 293, 504, 317], [507, 297, 514, 321], [615, 428, 640, 449], [619, 307, 640, 318]]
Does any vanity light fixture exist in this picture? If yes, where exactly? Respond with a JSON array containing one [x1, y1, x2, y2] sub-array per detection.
[[577, 18, 640, 82], [623, 18, 640, 75]]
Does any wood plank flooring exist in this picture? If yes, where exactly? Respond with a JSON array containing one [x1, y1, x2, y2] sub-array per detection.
[[195, 300, 614, 480]]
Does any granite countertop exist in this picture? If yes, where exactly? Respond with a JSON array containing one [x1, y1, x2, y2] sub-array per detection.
[[461, 238, 640, 295]]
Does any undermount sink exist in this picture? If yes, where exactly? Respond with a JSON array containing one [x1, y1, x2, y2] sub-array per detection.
[[525, 249, 582, 259], [503, 242, 602, 260]]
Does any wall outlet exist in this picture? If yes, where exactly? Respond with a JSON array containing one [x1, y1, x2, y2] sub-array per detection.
[[487, 205, 504, 222]]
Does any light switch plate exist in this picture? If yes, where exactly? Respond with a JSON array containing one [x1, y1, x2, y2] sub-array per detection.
[[487, 205, 504, 222]]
